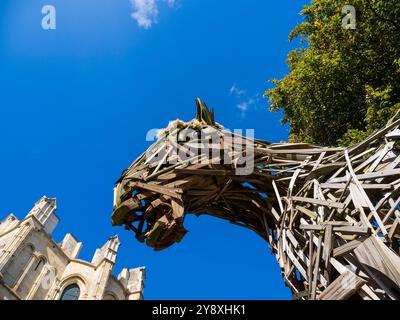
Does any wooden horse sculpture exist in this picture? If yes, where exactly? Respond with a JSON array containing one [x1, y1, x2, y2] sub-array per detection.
[[112, 98, 400, 300]]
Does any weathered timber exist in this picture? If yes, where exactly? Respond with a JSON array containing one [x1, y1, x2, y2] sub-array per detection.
[[112, 98, 400, 300]]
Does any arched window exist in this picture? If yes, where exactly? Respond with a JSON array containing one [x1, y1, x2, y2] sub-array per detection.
[[16, 257, 46, 298], [60, 284, 80, 300], [3, 245, 34, 288]]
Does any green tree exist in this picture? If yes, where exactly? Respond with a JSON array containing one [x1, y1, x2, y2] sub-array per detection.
[[265, 0, 400, 146]]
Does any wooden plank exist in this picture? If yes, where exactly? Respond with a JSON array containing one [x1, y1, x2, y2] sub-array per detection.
[[272, 180, 284, 214], [175, 168, 234, 176], [333, 239, 364, 257], [132, 181, 182, 199], [333, 226, 370, 235], [307, 233, 314, 295], [300, 224, 324, 231], [286, 247, 308, 281], [286, 229, 299, 249], [296, 205, 318, 220], [311, 234, 323, 300], [300, 224, 369, 235], [388, 218, 399, 240], [270, 207, 281, 222], [320, 183, 393, 190], [354, 236, 400, 289], [319, 270, 367, 300], [292, 197, 345, 209], [323, 225, 333, 268], [344, 151, 388, 235], [349, 183, 370, 208], [382, 196, 400, 224], [328, 168, 400, 183], [171, 199, 184, 219]]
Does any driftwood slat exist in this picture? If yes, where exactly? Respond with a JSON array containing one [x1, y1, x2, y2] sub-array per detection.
[[111, 99, 400, 300], [319, 270, 367, 300]]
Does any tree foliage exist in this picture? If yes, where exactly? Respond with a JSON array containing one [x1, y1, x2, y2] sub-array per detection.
[[265, 0, 400, 146]]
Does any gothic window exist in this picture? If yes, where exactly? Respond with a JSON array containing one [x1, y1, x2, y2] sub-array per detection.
[[60, 284, 80, 300], [3, 245, 34, 288], [34, 258, 45, 271], [16, 257, 46, 298]]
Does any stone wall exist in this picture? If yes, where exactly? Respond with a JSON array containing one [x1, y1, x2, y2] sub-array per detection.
[[0, 196, 145, 300]]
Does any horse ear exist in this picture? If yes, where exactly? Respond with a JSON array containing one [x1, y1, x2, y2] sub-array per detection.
[[195, 97, 215, 126]]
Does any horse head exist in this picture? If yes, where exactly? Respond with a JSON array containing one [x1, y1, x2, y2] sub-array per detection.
[[111, 98, 400, 299]]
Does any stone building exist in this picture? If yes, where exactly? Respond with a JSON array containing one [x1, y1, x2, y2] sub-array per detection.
[[0, 196, 145, 300]]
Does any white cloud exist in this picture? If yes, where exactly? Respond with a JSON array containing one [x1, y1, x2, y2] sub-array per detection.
[[131, 0, 177, 29], [229, 84, 260, 117], [237, 98, 256, 117], [229, 83, 246, 98]]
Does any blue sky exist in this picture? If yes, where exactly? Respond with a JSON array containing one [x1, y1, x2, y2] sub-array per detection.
[[0, 0, 307, 299]]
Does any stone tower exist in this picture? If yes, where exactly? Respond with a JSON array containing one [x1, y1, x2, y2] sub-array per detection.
[[0, 196, 145, 300]]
